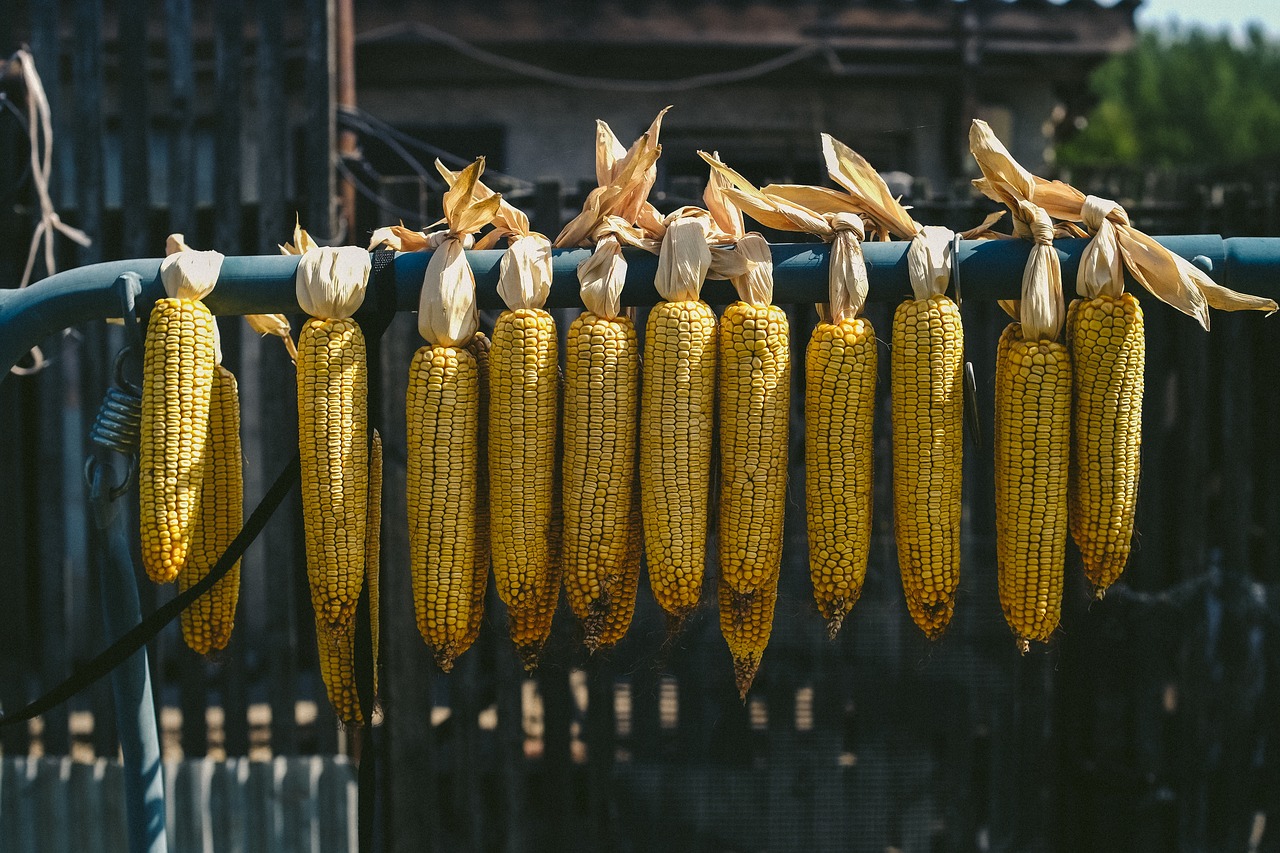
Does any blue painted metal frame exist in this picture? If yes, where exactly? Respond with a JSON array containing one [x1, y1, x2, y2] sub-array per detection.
[[3, 236, 1278, 376]]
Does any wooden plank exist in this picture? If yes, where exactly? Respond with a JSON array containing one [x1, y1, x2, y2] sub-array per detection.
[[210, 758, 248, 853], [165, 0, 197, 236], [67, 760, 107, 853], [119, 0, 151, 260], [317, 757, 357, 853], [176, 759, 216, 853], [244, 759, 272, 853], [379, 315, 439, 853], [278, 757, 320, 853], [100, 760, 129, 852], [34, 758, 72, 853], [0, 380, 31, 757], [213, 0, 244, 255], [255, 0, 289, 253]]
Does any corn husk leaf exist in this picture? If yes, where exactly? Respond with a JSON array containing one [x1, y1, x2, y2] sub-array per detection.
[[160, 233, 223, 302], [655, 214, 714, 303], [906, 225, 955, 301], [1015, 201, 1064, 342], [295, 245, 370, 321], [730, 232, 775, 306], [557, 109, 667, 249], [820, 133, 918, 240], [971, 120, 1276, 327], [279, 217, 320, 256]]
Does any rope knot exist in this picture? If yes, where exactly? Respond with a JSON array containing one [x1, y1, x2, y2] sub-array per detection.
[[825, 212, 865, 241], [1081, 195, 1129, 232]]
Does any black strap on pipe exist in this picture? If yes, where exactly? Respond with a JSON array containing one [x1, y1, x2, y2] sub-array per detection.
[[353, 249, 397, 853], [0, 454, 301, 729]]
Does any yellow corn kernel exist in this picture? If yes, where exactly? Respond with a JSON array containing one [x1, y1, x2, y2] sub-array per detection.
[[462, 331, 492, 651], [511, 453, 563, 671], [995, 323, 1071, 649], [718, 302, 790, 602], [316, 614, 362, 727], [179, 364, 242, 655], [718, 574, 779, 701], [562, 312, 641, 648], [407, 343, 480, 671], [489, 308, 558, 620], [640, 299, 717, 621], [588, 486, 643, 651], [891, 294, 964, 638], [296, 316, 368, 632], [140, 297, 217, 583], [1067, 294, 1144, 597], [805, 317, 876, 638]]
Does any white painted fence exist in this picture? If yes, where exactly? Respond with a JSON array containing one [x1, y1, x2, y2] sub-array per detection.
[[0, 757, 356, 852]]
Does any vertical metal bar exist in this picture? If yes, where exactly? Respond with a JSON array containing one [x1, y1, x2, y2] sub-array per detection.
[[165, 0, 196, 237], [305, 0, 336, 239], [119, 0, 151, 260], [335, 0, 358, 238], [92, 468, 167, 853]]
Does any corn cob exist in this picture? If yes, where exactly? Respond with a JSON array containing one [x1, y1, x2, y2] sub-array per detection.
[[367, 429, 382, 694], [178, 364, 242, 654], [407, 341, 480, 670], [139, 247, 223, 583], [510, 479, 563, 670], [589, 484, 643, 651], [316, 613, 362, 726], [461, 331, 492, 651], [641, 215, 723, 622], [297, 314, 368, 630], [489, 307, 559, 612], [563, 311, 641, 647], [697, 149, 882, 641], [718, 296, 790, 601], [805, 312, 876, 638], [891, 291, 964, 638], [993, 202, 1071, 650], [718, 574, 779, 701], [553, 115, 667, 650], [1067, 294, 1144, 596]]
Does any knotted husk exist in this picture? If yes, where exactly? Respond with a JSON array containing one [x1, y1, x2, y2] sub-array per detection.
[[970, 119, 1276, 328]]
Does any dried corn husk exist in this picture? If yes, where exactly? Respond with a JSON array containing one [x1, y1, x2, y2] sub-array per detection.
[[970, 120, 1276, 327]]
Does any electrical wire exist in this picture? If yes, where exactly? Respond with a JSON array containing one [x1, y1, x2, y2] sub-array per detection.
[[336, 157, 437, 227], [340, 105, 534, 196], [357, 22, 824, 94]]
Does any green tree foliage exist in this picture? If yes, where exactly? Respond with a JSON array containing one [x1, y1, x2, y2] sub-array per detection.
[[1058, 25, 1280, 171]]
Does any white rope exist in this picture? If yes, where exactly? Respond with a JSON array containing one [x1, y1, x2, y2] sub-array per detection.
[[9, 50, 92, 375], [15, 49, 91, 289]]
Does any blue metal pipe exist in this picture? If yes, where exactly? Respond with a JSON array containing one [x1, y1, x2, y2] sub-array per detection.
[[2, 235, 1277, 376]]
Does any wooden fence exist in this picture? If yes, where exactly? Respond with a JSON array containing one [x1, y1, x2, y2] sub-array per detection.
[[4, 5, 1280, 851]]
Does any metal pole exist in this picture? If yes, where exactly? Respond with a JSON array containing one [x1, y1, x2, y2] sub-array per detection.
[[1, 236, 1278, 376]]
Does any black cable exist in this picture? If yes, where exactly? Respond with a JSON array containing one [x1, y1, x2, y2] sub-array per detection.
[[0, 454, 301, 729]]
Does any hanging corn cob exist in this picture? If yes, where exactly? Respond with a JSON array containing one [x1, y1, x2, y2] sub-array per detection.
[[139, 240, 223, 584], [434, 160, 561, 660], [179, 363, 243, 654], [994, 200, 1071, 650], [461, 330, 492, 653], [819, 136, 964, 639], [379, 159, 499, 670], [554, 111, 665, 650], [970, 120, 1276, 600], [285, 224, 372, 632], [701, 155, 877, 641], [639, 198, 745, 625]]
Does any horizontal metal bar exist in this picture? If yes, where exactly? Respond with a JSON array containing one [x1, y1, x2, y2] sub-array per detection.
[[2, 236, 1277, 376]]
